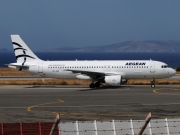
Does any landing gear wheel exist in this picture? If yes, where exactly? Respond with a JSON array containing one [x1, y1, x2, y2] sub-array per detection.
[[151, 79, 155, 88], [95, 82, 101, 88], [151, 84, 155, 88], [89, 83, 95, 88]]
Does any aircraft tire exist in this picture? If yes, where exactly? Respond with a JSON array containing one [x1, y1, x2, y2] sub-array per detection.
[[151, 84, 155, 88], [95, 82, 101, 88], [89, 83, 95, 88]]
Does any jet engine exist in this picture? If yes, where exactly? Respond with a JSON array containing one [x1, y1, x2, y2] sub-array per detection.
[[104, 75, 122, 86]]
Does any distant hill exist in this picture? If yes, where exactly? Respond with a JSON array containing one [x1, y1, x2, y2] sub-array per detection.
[[1, 40, 180, 52], [41, 40, 180, 52]]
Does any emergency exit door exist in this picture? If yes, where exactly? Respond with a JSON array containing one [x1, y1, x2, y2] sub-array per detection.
[[38, 63, 43, 73], [150, 62, 155, 73]]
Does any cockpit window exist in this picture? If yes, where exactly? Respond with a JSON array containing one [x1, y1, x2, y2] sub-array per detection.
[[161, 65, 169, 68]]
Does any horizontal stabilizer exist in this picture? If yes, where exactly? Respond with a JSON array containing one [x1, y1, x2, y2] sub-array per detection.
[[7, 63, 36, 69], [8, 64, 29, 68]]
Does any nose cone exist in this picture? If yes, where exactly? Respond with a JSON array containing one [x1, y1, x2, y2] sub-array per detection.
[[169, 68, 176, 76]]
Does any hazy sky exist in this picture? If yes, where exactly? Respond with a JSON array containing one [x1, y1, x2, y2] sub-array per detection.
[[0, 0, 180, 51]]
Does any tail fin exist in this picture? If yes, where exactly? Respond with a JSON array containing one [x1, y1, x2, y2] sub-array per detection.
[[11, 35, 41, 63]]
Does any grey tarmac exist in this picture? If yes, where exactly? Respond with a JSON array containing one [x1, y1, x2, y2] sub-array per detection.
[[0, 85, 180, 122]]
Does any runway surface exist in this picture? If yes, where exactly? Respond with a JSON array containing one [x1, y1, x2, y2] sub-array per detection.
[[0, 85, 180, 122]]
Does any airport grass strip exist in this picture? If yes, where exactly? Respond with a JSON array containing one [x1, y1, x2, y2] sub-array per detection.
[[0, 68, 32, 76]]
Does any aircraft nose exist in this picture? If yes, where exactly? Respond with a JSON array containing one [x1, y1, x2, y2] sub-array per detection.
[[169, 68, 176, 76]]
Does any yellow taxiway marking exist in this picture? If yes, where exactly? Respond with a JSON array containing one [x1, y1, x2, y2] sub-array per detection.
[[153, 87, 180, 96], [27, 99, 64, 113], [29, 97, 174, 120]]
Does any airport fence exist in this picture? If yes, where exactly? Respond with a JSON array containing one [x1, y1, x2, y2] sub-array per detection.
[[1, 118, 180, 134], [0, 122, 59, 135], [59, 118, 180, 135]]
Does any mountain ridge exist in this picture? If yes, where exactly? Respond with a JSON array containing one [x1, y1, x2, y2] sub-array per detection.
[[41, 40, 180, 52], [1, 40, 180, 52]]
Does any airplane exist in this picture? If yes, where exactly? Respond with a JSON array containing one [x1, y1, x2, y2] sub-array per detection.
[[8, 35, 176, 88]]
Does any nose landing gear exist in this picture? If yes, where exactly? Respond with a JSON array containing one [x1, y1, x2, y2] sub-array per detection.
[[151, 78, 155, 88]]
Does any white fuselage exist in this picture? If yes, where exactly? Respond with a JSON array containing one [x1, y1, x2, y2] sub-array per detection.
[[22, 60, 175, 80], [9, 35, 176, 87]]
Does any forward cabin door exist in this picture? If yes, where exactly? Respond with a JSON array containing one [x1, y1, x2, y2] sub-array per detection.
[[38, 62, 43, 73], [150, 62, 155, 73], [103, 65, 111, 71]]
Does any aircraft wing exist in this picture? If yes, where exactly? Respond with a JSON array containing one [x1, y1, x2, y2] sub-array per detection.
[[66, 69, 123, 76], [66, 69, 104, 76]]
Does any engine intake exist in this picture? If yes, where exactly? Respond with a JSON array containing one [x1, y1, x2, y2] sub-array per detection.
[[104, 75, 122, 86]]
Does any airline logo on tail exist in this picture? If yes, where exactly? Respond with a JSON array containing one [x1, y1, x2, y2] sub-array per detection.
[[11, 35, 42, 70], [12, 42, 36, 60], [11, 35, 41, 63]]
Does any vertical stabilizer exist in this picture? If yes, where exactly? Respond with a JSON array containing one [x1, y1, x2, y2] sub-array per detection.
[[11, 35, 41, 63]]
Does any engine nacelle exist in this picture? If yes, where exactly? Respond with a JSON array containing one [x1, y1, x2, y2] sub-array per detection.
[[104, 75, 122, 86]]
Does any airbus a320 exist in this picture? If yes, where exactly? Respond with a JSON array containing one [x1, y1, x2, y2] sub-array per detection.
[[8, 35, 176, 88]]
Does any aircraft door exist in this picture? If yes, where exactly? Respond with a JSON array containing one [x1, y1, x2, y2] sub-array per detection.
[[103, 65, 111, 71], [150, 62, 155, 73], [38, 63, 43, 73]]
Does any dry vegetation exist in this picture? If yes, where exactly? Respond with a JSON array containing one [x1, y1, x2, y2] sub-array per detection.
[[0, 68, 32, 76], [127, 80, 180, 85], [0, 79, 179, 85], [0, 68, 179, 85], [0, 79, 91, 85]]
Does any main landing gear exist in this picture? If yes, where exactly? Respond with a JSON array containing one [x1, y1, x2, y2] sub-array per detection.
[[89, 81, 101, 88], [151, 78, 155, 88]]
